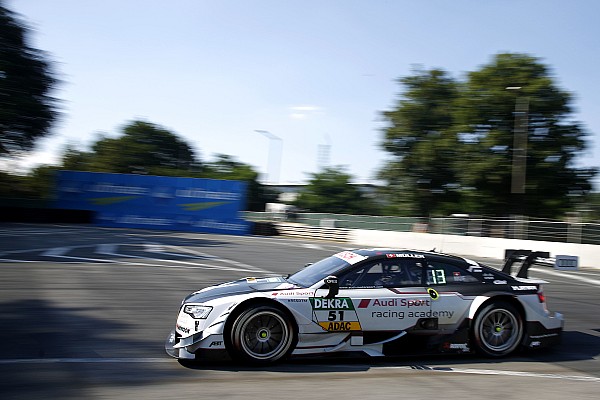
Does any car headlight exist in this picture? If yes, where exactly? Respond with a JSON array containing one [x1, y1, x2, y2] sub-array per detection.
[[183, 304, 212, 319]]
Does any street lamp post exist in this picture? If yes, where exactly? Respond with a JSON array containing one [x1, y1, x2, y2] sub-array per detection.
[[254, 130, 282, 184], [506, 87, 529, 238], [506, 87, 529, 194]]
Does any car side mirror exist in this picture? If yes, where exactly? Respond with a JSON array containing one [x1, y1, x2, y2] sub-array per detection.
[[323, 276, 339, 299]]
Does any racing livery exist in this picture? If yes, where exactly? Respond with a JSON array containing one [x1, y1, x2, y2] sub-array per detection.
[[166, 249, 563, 364]]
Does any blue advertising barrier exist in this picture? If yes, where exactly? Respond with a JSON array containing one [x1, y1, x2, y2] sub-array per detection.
[[55, 171, 250, 234]]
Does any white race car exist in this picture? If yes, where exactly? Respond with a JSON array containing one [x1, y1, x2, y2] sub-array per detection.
[[165, 249, 563, 364]]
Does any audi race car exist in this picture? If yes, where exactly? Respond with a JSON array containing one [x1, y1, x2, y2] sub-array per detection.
[[166, 249, 563, 364]]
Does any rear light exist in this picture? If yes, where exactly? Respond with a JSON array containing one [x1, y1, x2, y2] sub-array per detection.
[[537, 291, 546, 303]]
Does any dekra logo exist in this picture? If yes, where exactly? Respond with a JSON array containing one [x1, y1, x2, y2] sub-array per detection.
[[310, 297, 355, 310]]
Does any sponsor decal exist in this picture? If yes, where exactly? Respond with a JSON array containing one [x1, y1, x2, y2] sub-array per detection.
[[444, 343, 470, 351], [530, 341, 541, 348], [372, 310, 455, 319], [310, 297, 355, 310], [176, 323, 190, 334], [179, 201, 228, 212], [333, 251, 368, 265], [385, 253, 425, 259], [427, 288, 440, 300], [89, 183, 148, 195], [285, 298, 308, 303], [493, 280, 508, 285], [511, 285, 537, 291], [272, 290, 312, 296], [209, 341, 223, 347], [195, 321, 200, 331], [358, 298, 431, 308], [175, 188, 240, 200], [167, 331, 176, 344], [371, 310, 405, 319], [311, 297, 362, 331], [318, 321, 361, 332]]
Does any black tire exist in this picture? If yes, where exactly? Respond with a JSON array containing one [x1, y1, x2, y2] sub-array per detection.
[[228, 305, 295, 364], [472, 301, 523, 357]]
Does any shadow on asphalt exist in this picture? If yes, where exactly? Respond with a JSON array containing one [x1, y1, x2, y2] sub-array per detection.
[[177, 329, 600, 373], [0, 299, 212, 399]]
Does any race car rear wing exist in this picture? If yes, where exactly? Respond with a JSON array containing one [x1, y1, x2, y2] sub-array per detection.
[[502, 250, 551, 278]]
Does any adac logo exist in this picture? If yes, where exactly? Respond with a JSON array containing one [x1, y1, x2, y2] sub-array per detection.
[[89, 196, 138, 206], [178, 201, 228, 212]]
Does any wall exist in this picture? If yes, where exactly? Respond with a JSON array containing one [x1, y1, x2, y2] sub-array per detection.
[[349, 229, 598, 268], [55, 170, 250, 235]]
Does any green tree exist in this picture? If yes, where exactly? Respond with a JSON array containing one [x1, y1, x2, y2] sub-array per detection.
[[0, 2, 59, 156], [455, 53, 595, 217], [295, 167, 379, 214], [55, 131, 274, 211], [60, 145, 93, 171], [87, 120, 199, 175], [380, 68, 460, 216], [203, 154, 279, 211], [381, 53, 596, 218]]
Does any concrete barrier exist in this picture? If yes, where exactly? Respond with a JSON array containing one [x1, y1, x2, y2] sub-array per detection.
[[274, 222, 349, 242], [267, 222, 597, 268], [348, 229, 598, 269]]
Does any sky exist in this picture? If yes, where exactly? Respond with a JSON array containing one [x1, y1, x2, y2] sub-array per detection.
[[5, 0, 600, 189]]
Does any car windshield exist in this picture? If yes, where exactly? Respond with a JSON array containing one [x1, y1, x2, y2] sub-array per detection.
[[287, 255, 350, 287]]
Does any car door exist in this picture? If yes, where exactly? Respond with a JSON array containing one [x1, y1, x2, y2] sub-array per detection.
[[334, 255, 433, 332], [424, 257, 481, 330]]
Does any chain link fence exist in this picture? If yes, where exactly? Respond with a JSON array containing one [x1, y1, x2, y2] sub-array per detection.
[[243, 212, 600, 245]]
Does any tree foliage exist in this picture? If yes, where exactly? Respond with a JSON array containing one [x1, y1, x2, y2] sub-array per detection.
[[0, 2, 59, 156], [295, 167, 379, 215], [381, 53, 596, 218], [380, 68, 460, 216], [17, 120, 275, 211], [85, 120, 199, 175], [202, 154, 279, 211]]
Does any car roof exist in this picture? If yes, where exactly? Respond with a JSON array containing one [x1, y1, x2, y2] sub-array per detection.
[[350, 249, 471, 264]]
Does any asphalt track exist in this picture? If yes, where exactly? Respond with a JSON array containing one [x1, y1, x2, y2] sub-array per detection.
[[1, 223, 599, 399]]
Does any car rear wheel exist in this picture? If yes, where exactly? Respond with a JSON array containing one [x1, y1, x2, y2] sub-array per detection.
[[473, 301, 523, 357], [228, 305, 295, 364]]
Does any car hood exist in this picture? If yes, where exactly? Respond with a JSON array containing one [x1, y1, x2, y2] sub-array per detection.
[[183, 276, 295, 304]]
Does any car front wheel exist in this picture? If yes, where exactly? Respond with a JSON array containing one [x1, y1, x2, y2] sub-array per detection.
[[229, 305, 295, 364], [472, 301, 523, 357]]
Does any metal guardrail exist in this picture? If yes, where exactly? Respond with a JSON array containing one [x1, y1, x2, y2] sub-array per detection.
[[243, 212, 600, 245], [273, 222, 350, 242]]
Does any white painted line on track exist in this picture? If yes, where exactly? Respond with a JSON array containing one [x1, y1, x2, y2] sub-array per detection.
[[0, 229, 84, 237], [164, 245, 274, 274], [530, 267, 600, 287], [97, 244, 117, 254], [0, 358, 598, 383], [0, 358, 172, 364], [303, 243, 323, 250], [41, 247, 71, 257], [419, 366, 600, 383]]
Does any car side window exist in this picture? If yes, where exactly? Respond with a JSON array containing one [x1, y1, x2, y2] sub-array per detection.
[[339, 261, 380, 288], [339, 259, 422, 288], [425, 260, 479, 285]]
